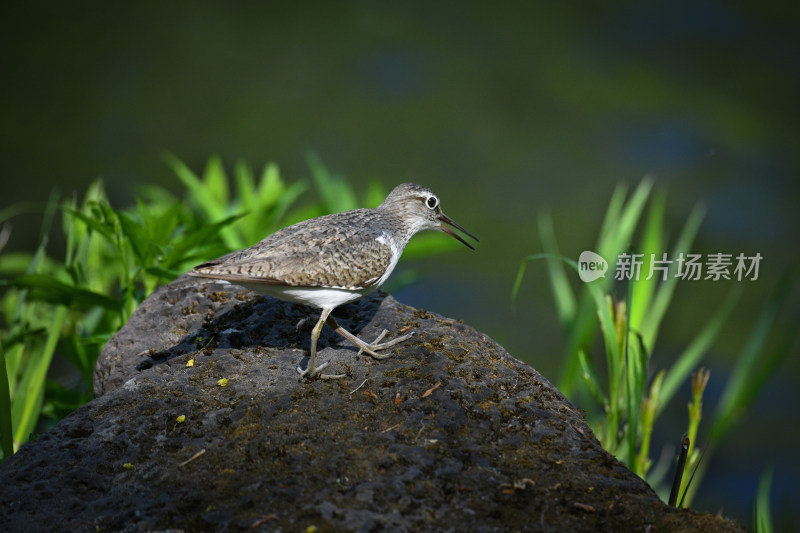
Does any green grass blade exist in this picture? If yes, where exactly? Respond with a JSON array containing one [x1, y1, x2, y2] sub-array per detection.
[[596, 182, 628, 247], [41, 380, 91, 421], [1, 342, 24, 399], [587, 284, 621, 382], [510, 260, 528, 305], [587, 286, 619, 380], [658, 286, 741, 413], [537, 211, 576, 325], [629, 190, 665, 330], [636, 369, 665, 478], [0, 253, 39, 276], [63, 208, 116, 244], [613, 178, 654, 244], [230, 159, 260, 247], [11, 306, 68, 448], [678, 440, 712, 508], [577, 348, 606, 406], [62, 195, 78, 271], [711, 273, 795, 442], [10, 274, 122, 312], [60, 333, 96, 389], [625, 281, 640, 470], [586, 282, 622, 451], [677, 442, 705, 508], [164, 153, 219, 218], [639, 204, 705, 351], [234, 159, 258, 211], [136, 197, 182, 248], [255, 162, 284, 210], [39, 188, 61, 244], [134, 183, 178, 206], [306, 151, 357, 213], [0, 202, 42, 225], [597, 178, 654, 263], [201, 155, 230, 211], [561, 306, 601, 395], [556, 178, 653, 395], [0, 340, 13, 460], [511, 253, 552, 304], [265, 180, 309, 232], [754, 467, 774, 533], [117, 210, 148, 264], [164, 213, 246, 269]]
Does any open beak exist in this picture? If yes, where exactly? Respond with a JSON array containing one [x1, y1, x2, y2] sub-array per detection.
[[438, 213, 479, 250]]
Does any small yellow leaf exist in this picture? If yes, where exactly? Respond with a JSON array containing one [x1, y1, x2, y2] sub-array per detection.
[[217, 378, 228, 387], [422, 381, 441, 398], [176, 415, 186, 423], [186, 359, 194, 367], [123, 463, 133, 469]]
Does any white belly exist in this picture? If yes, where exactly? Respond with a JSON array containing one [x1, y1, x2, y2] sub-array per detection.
[[227, 280, 373, 310]]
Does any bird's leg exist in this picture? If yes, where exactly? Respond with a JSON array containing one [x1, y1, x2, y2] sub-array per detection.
[[325, 315, 414, 360], [297, 308, 345, 379]]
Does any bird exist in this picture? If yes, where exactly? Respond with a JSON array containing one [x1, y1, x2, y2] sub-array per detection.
[[188, 182, 477, 379]]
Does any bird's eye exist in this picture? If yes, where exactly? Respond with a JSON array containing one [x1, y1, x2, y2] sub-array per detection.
[[426, 195, 439, 209]]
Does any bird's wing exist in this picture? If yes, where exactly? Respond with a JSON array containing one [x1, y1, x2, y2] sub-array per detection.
[[191, 212, 397, 290]]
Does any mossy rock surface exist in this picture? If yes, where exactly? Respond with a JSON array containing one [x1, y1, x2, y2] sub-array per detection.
[[0, 276, 742, 532]]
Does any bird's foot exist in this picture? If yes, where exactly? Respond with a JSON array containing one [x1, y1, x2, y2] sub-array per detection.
[[339, 327, 415, 360], [296, 361, 346, 380]]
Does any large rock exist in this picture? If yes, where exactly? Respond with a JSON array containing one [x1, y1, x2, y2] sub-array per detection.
[[0, 276, 741, 532]]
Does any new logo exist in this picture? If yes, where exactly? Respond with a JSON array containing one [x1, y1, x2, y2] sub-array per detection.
[[578, 251, 608, 282]]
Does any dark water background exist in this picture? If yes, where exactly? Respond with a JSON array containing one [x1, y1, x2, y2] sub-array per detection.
[[3, 2, 799, 528]]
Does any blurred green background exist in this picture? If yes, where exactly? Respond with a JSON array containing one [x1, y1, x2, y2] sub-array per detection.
[[3, 1, 798, 527]]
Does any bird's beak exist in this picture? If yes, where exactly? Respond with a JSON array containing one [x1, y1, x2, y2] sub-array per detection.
[[438, 213, 479, 250]]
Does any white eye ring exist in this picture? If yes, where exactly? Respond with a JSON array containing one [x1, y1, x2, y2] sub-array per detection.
[[426, 195, 439, 209]]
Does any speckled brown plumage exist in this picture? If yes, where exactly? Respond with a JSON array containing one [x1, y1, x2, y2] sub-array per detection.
[[187, 182, 478, 378], [191, 208, 403, 290]]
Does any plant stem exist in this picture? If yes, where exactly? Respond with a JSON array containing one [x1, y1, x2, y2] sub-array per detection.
[[669, 433, 690, 507]]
